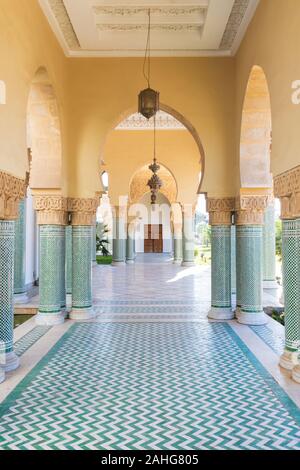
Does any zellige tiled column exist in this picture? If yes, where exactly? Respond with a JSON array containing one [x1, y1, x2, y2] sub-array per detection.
[[231, 225, 236, 296], [263, 201, 278, 289], [173, 222, 183, 264], [235, 195, 269, 326], [207, 198, 235, 320], [68, 198, 98, 320], [274, 168, 300, 376], [34, 196, 68, 326], [112, 205, 126, 266], [91, 220, 97, 265], [14, 198, 28, 303], [65, 224, 72, 311], [181, 204, 195, 267], [0, 172, 26, 379], [126, 216, 135, 264]]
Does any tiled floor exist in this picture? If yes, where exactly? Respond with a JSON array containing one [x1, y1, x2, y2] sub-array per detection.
[[1, 254, 298, 450]]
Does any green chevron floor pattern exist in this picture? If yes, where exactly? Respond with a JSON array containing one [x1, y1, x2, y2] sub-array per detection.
[[0, 322, 299, 450]]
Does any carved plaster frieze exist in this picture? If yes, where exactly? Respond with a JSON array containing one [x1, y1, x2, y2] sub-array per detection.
[[220, 0, 250, 50], [235, 210, 264, 226], [274, 165, 300, 219], [93, 6, 206, 17], [206, 198, 235, 226], [34, 195, 68, 225], [97, 24, 202, 33], [0, 171, 26, 220], [235, 194, 268, 225], [48, 0, 80, 49], [68, 198, 98, 226]]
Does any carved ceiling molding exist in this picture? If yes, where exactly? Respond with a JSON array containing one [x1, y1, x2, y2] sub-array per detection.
[[0, 171, 26, 220], [115, 111, 185, 131], [97, 24, 202, 33], [93, 6, 206, 17], [274, 165, 300, 219], [220, 0, 250, 50], [48, 0, 80, 49]]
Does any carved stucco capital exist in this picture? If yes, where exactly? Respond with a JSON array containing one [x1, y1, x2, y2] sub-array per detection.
[[34, 195, 68, 225], [235, 195, 268, 226], [0, 171, 26, 220], [274, 165, 300, 219], [206, 197, 235, 226], [68, 197, 98, 226]]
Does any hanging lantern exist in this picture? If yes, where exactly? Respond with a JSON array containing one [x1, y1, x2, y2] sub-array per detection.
[[147, 159, 162, 205], [138, 87, 159, 120]]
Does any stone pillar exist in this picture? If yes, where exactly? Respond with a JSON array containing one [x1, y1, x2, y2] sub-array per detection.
[[91, 221, 97, 265], [181, 205, 195, 267], [274, 168, 300, 377], [112, 205, 126, 266], [34, 196, 68, 326], [65, 224, 72, 311], [207, 198, 234, 320], [173, 223, 183, 264], [68, 198, 98, 320], [231, 225, 236, 296], [235, 195, 269, 326], [0, 171, 26, 380], [126, 217, 135, 264], [14, 198, 28, 303], [263, 202, 278, 289]]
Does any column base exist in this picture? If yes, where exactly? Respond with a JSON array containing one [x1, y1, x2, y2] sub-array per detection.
[[173, 259, 182, 265], [236, 310, 268, 325], [69, 307, 95, 321], [66, 293, 72, 311], [263, 280, 279, 290], [208, 307, 234, 320], [279, 350, 299, 371], [92, 261, 97, 266], [181, 261, 195, 267], [4, 351, 20, 372], [112, 261, 126, 266], [35, 311, 65, 326], [126, 259, 135, 264], [14, 292, 29, 304], [292, 365, 300, 383], [0, 368, 5, 384]]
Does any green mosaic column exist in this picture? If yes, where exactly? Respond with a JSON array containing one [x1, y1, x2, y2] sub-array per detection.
[[182, 208, 195, 267], [112, 207, 126, 266], [70, 226, 95, 320], [208, 225, 233, 320], [65, 225, 72, 311], [36, 225, 65, 325], [126, 220, 135, 264], [280, 219, 300, 371], [235, 226, 242, 316], [91, 223, 97, 265], [14, 199, 28, 304], [263, 203, 278, 289], [0, 220, 19, 373], [236, 225, 268, 325], [59, 226, 66, 312], [231, 225, 236, 295], [173, 224, 183, 265]]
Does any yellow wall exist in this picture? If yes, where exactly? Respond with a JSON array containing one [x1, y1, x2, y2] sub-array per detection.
[[0, 0, 67, 188], [65, 57, 236, 198], [236, 0, 300, 182], [103, 129, 200, 204]]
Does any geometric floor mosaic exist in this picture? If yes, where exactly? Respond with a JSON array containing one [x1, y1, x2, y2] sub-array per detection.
[[1, 322, 299, 450], [250, 325, 285, 356], [14, 326, 52, 357]]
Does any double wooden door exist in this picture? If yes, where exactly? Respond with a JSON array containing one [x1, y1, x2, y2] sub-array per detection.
[[144, 224, 163, 253]]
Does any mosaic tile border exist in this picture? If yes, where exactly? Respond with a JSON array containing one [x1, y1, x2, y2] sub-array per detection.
[[250, 325, 285, 356], [14, 326, 52, 357]]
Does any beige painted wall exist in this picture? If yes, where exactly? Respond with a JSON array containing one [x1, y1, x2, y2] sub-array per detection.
[[65, 57, 236, 198], [0, 0, 67, 190], [236, 0, 300, 183], [103, 129, 200, 204]]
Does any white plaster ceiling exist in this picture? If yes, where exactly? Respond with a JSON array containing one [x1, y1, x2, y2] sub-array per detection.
[[39, 0, 260, 57]]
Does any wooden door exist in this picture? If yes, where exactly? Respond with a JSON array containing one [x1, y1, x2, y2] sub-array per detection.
[[144, 224, 163, 253]]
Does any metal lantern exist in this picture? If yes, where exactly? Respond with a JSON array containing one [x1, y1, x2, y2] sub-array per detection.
[[147, 161, 162, 205], [138, 87, 159, 120]]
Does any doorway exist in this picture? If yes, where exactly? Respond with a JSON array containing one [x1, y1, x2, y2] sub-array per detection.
[[144, 224, 163, 253]]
